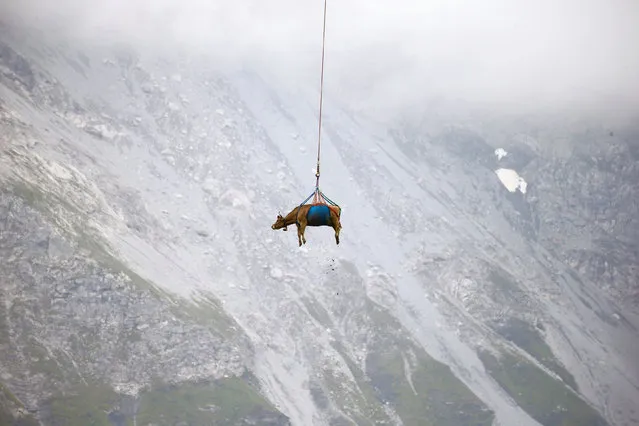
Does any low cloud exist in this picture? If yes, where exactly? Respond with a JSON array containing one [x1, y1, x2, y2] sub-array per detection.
[[2, 0, 638, 120]]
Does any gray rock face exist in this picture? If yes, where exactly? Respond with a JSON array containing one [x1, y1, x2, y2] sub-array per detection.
[[0, 15, 638, 426], [0, 187, 265, 419], [395, 119, 639, 313], [528, 136, 639, 308]]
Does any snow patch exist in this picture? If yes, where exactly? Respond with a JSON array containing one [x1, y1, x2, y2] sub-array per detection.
[[495, 148, 508, 161], [495, 168, 527, 194]]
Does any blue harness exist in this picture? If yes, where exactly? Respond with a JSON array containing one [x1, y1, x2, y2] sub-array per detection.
[[306, 204, 331, 226]]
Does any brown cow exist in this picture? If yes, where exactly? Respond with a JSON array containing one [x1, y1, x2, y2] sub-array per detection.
[[272, 203, 341, 246]]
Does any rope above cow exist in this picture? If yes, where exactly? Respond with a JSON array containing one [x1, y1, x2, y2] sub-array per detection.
[[307, 0, 338, 209], [315, 0, 328, 191]]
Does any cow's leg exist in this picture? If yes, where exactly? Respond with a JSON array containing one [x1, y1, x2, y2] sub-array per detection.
[[296, 224, 303, 246], [332, 214, 340, 245], [296, 216, 308, 245]]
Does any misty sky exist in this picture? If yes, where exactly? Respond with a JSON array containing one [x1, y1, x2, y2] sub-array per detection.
[[3, 0, 639, 118]]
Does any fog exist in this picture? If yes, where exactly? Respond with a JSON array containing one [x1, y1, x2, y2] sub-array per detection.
[[2, 0, 639, 120]]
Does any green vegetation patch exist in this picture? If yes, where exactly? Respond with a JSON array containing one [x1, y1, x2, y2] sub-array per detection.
[[41, 374, 288, 426], [493, 317, 577, 390], [329, 341, 394, 425], [44, 382, 119, 426], [0, 383, 39, 426], [365, 302, 494, 426], [136, 374, 288, 426], [487, 267, 529, 305], [479, 349, 609, 426]]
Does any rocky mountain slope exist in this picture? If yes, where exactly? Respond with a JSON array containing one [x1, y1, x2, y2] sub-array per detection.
[[1, 15, 638, 426]]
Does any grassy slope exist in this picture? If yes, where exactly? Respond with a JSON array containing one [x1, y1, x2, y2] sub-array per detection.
[[365, 302, 494, 426], [135, 373, 286, 426], [0, 384, 40, 426], [39, 374, 286, 426], [479, 349, 609, 426], [493, 317, 577, 390]]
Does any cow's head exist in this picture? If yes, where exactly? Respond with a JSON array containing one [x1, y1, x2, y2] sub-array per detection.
[[271, 212, 288, 231]]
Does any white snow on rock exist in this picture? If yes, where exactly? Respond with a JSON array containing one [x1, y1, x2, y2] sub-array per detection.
[[495, 168, 527, 194], [269, 267, 283, 279], [495, 148, 508, 160]]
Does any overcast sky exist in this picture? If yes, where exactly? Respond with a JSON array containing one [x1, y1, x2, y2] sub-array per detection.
[[3, 0, 639, 120]]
